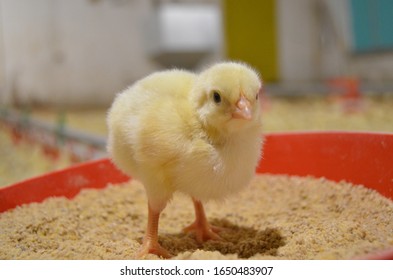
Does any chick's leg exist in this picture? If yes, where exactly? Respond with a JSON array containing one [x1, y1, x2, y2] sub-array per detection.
[[136, 203, 172, 259], [183, 198, 222, 243]]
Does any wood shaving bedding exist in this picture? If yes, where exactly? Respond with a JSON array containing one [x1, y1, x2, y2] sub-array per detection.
[[1, 175, 392, 259]]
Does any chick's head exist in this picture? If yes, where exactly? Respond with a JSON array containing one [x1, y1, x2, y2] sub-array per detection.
[[191, 62, 262, 134]]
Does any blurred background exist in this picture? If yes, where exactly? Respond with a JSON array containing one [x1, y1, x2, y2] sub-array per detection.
[[1, 0, 393, 186]]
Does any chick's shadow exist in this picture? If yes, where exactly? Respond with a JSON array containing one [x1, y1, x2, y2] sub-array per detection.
[[157, 219, 285, 258]]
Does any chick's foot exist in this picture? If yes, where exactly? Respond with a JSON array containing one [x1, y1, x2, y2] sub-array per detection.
[[135, 202, 173, 259], [136, 239, 173, 259], [183, 221, 222, 243], [183, 198, 223, 243]]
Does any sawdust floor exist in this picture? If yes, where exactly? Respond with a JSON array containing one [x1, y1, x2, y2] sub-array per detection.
[[1, 175, 392, 260]]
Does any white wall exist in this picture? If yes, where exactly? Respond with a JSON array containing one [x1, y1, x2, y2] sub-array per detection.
[[276, 0, 320, 82], [0, 0, 222, 107], [0, 1, 9, 105], [277, 0, 393, 83], [350, 53, 393, 82], [0, 0, 161, 106], [318, 0, 393, 82], [276, 0, 350, 82]]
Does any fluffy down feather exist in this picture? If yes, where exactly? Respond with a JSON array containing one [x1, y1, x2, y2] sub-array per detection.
[[107, 61, 264, 258]]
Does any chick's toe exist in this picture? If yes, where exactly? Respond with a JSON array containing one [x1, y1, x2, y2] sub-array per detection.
[[183, 221, 222, 244], [136, 239, 173, 259], [183, 198, 222, 243]]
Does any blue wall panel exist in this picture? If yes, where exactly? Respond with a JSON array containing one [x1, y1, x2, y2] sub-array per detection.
[[350, 0, 393, 52]]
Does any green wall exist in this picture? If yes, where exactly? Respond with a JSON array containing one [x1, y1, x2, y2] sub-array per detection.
[[223, 0, 278, 81]]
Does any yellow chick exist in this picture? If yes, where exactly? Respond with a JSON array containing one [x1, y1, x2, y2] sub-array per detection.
[[107, 62, 263, 258]]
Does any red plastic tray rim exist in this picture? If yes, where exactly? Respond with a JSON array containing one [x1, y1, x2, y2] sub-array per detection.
[[1, 131, 392, 213]]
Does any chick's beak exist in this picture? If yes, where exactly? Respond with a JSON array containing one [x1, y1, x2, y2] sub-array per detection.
[[232, 93, 252, 120]]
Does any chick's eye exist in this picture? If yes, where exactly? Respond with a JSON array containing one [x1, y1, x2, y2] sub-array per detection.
[[213, 91, 221, 104]]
